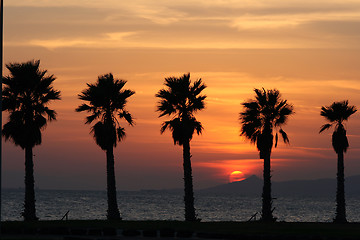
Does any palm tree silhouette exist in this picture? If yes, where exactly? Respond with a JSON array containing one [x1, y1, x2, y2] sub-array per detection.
[[320, 100, 357, 223], [2, 60, 61, 221], [156, 73, 206, 221], [239, 88, 294, 222], [76, 73, 134, 220]]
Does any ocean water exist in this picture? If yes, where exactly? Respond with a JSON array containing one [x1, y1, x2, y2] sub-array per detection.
[[2, 189, 360, 222]]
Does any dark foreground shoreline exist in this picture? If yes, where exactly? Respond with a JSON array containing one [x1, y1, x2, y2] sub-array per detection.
[[2, 220, 360, 240]]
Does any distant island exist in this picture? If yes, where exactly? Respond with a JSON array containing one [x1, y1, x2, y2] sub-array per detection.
[[199, 175, 360, 197]]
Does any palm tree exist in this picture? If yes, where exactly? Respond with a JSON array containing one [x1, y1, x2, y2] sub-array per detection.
[[239, 88, 294, 222], [76, 73, 134, 220], [2, 60, 61, 221], [319, 100, 357, 223], [156, 73, 206, 221]]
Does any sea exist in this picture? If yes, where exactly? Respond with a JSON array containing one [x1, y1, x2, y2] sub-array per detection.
[[2, 189, 360, 222]]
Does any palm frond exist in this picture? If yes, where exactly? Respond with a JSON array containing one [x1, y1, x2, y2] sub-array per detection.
[[275, 104, 294, 126], [160, 120, 171, 134], [321, 100, 357, 123], [40, 88, 61, 104], [267, 89, 280, 108], [191, 79, 206, 96], [189, 95, 206, 113], [254, 88, 267, 107], [117, 127, 126, 141], [160, 118, 183, 145], [240, 121, 261, 139], [44, 108, 57, 121], [191, 118, 204, 136], [320, 106, 337, 122], [119, 111, 134, 126], [75, 104, 93, 113], [157, 99, 177, 117], [279, 128, 289, 144], [86, 112, 101, 124], [319, 123, 332, 133], [156, 73, 206, 145]]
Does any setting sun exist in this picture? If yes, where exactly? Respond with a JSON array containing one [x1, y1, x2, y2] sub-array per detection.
[[229, 171, 246, 183]]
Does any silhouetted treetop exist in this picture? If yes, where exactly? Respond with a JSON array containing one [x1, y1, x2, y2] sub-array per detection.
[[156, 73, 206, 145], [2, 59, 61, 149], [320, 100, 357, 131], [76, 73, 135, 150], [240, 88, 294, 149], [156, 73, 206, 118], [320, 100, 357, 154]]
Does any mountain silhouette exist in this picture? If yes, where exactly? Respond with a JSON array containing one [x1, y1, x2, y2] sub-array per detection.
[[199, 175, 360, 197], [200, 175, 262, 196]]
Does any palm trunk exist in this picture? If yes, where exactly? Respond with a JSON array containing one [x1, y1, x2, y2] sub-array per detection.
[[106, 147, 121, 220], [23, 147, 37, 221], [261, 152, 275, 222], [334, 151, 347, 223], [183, 139, 197, 221]]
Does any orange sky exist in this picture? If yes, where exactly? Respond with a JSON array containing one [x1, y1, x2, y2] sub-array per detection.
[[2, 0, 360, 190]]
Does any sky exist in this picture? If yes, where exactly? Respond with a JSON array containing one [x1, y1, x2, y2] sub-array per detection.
[[2, 0, 360, 190]]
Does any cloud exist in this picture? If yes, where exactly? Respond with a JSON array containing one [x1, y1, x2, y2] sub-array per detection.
[[5, 0, 360, 49], [28, 39, 98, 49], [8, 32, 137, 50], [232, 17, 300, 30]]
